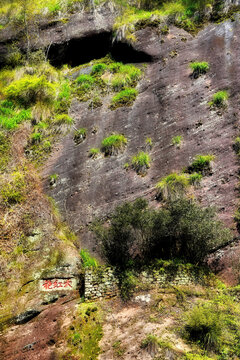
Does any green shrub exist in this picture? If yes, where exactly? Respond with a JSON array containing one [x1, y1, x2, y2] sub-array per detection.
[[172, 135, 183, 147], [1, 171, 26, 205], [91, 63, 107, 75], [89, 148, 100, 158], [190, 61, 209, 77], [185, 303, 223, 350], [80, 249, 98, 268], [131, 151, 151, 175], [110, 88, 138, 110], [92, 198, 231, 268], [209, 90, 228, 108], [74, 128, 87, 144], [0, 131, 10, 171], [156, 173, 190, 201], [187, 154, 215, 175], [101, 134, 127, 156], [53, 113, 73, 126], [4, 75, 56, 107], [118, 270, 138, 300]]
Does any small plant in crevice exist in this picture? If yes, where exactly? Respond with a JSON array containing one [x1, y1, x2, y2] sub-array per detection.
[[73, 128, 87, 144], [101, 134, 127, 156], [190, 61, 209, 78], [145, 137, 153, 149], [187, 154, 215, 176], [89, 148, 100, 159], [112, 340, 125, 357], [49, 173, 59, 187], [209, 90, 228, 108], [131, 151, 151, 175], [171, 135, 183, 147], [110, 88, 138, 110]]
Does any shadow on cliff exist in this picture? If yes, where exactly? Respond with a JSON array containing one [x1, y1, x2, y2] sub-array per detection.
[[47, 31, 152, 67]]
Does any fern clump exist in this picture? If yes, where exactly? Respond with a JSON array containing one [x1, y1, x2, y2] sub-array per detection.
[[190, 61, 209, 78], [209, 91, 228, 108], [110, 88, 138, 110], [131, 151, 151, 175], [101, 134, 127, 156], [187, 155, 215, 175]]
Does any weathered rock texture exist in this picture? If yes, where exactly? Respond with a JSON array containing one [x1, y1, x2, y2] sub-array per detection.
[[43, 17, 240, 258]]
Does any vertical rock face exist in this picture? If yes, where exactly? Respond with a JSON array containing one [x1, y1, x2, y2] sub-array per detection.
[[43, 19, 240, 252]]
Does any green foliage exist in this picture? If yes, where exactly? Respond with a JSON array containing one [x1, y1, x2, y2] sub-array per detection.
[[89, 148, 100, 159], [187, 154, 215, 175], [185, 303, 223, 350], [4, 75, 56, 107], [0, 131, 10, 171], [63, 302, 103, 359], [110, 63, 142, 90], [189, 172, 202, 185], [185, 354, 215, 360], [118, 270, 138, 301], [101, 134, 127, 156], [89, 96, 102, 109], [0, 107, 31, 130], [234, 137, 240, 156], [110, 88, 138, 110], [49, 173, 58, 186], [91, 63, 107, 75], [76, 74, 95, 86], [92, 198, 231, 269], [1, 170, 26, 205], [74, 128, 87, 144], [156, 173, 190, 201], [131, 151, 151, 175], [140, 334, 159, 349], [145, 137, 152, 148], [31, 132, 41, 144], [80, 249, 98, 268], [172, 135, 183, 147], [53, 113, 73, 125], [209, 90, 228, 108], [190, 61, 209, 77]]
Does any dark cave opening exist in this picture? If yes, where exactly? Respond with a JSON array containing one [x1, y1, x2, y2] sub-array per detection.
[[47, 31, 152, 67]]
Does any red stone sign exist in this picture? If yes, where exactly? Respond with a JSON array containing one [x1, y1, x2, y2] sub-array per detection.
[[40, 278, 77, 291]]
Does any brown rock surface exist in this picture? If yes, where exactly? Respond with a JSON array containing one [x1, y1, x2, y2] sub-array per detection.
[[43, 19, 240, 255]]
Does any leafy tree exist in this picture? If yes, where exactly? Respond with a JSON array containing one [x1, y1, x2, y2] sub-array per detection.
[[92, 198, 231, 269]]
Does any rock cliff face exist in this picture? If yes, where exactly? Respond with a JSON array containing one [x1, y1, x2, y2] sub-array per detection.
[[1, 2, 240, 358], [43, 15, 240, 255]]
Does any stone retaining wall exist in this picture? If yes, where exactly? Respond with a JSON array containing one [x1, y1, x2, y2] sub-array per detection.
[[85, 267, 119, 300], [84, 265, 209, 301]]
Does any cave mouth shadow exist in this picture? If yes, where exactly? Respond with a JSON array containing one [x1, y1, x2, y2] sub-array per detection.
[[47, 31, 152, 67]]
